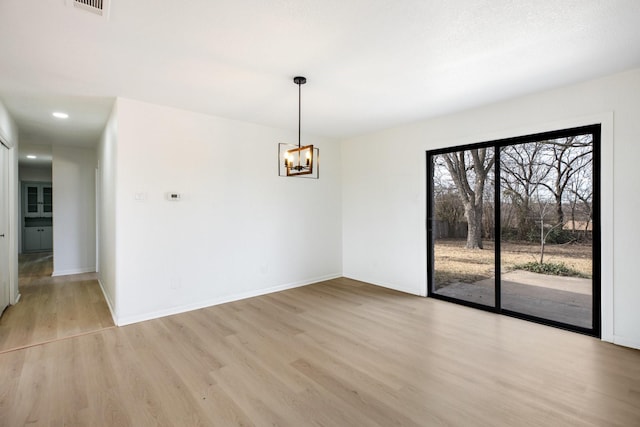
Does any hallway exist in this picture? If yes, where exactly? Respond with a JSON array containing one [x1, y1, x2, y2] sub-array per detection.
[[0, 252, 114, 353]]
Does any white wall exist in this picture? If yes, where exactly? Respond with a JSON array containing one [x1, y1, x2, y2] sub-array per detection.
[[19, 165, 51, 182], [51, 145, 96, 276], [111, 98, 342, 325], [342, 68, 640, 350], [97, 104, 118, 319], [0, 100, 20, 304]]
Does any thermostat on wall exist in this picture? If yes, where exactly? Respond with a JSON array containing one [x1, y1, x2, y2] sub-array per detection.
[[166, 192, 182, 201]]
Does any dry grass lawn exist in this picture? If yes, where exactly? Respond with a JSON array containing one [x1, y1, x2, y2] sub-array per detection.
[[434, 239, 592, 287]]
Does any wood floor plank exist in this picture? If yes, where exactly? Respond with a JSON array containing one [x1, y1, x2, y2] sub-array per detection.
[[0, 252, 114, 353], [1, 278, 640, 426]]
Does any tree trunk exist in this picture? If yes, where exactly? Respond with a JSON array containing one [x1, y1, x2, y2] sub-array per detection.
[[465, 204, 484, 249], [555, 193, 564, 226], [441, 149, 495, 250], [516, 204, 533, 240]]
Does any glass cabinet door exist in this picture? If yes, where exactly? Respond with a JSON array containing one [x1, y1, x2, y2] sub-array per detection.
[[42, 186, 53, 214], [23, 182, 53, 217], [26, 185, 39, 215]]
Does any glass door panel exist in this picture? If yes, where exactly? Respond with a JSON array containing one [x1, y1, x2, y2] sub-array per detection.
[[430, 148, 496, 307], [499, 136, 594, 329]]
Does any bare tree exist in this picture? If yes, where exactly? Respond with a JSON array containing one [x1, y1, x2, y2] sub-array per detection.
[[568, 161, 594, 239], [539, 135, 593, 226], [500, 142, 551, 239], [434, 189, 464, 237], [533, 188, 563, 264], [440, 148, 495, 249], [432, 160, 460, 238]]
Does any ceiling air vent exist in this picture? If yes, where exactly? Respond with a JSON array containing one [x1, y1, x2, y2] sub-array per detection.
[[67, 0, 110, 19]]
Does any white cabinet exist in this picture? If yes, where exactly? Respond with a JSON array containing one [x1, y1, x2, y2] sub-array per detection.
[[40, 227, 53, 250], [23, 226, 53, 252], [23, 227, 40, 251], [22, 181, 53, 253], [23, 182, 52, 218]]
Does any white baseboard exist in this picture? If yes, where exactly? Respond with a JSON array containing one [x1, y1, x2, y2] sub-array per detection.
[[116, 273, 341, 327], [613, 335, 640, 350], [52, 266, 96, 277], [342, 275, 425, 297]]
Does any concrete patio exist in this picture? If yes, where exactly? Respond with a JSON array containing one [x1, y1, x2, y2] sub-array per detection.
[[435, 270, 592, 329]]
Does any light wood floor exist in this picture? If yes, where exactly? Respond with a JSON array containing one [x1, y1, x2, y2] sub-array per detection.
[[0, 252, 114, 353], [1, 277, 639, 426]]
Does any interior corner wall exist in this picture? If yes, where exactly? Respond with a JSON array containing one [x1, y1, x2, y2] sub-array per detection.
[[97, 102, 118, 320], [341, 68, 640, 350], [0, 99, 20, 304], [113, 97, 342, 325], [51, 145, 97, 276]]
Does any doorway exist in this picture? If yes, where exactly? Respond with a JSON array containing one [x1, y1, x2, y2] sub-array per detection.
[[19, 145, 53, 256], [0, 145, 113, 352], [427, 125, 600, 336]]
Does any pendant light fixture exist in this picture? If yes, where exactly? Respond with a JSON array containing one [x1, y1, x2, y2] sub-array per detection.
[[279, 76, 318, 178]]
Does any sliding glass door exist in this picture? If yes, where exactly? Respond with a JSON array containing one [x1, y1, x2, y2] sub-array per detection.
[[427, 125, 600, 336]]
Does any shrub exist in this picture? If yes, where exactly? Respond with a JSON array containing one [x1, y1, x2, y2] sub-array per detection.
[[512, 261, 589, 278], [545, 228, 575, 244]]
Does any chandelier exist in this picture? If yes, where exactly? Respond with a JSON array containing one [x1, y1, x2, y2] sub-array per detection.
[[278, 76, 319, 178]]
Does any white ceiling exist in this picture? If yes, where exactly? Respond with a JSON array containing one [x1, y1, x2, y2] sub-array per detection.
[[1, 0, 639, 150]]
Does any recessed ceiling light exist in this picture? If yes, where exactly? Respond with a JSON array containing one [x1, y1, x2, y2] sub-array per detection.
[[27, 155, 37, 159], [52, 112, 69, 119]]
